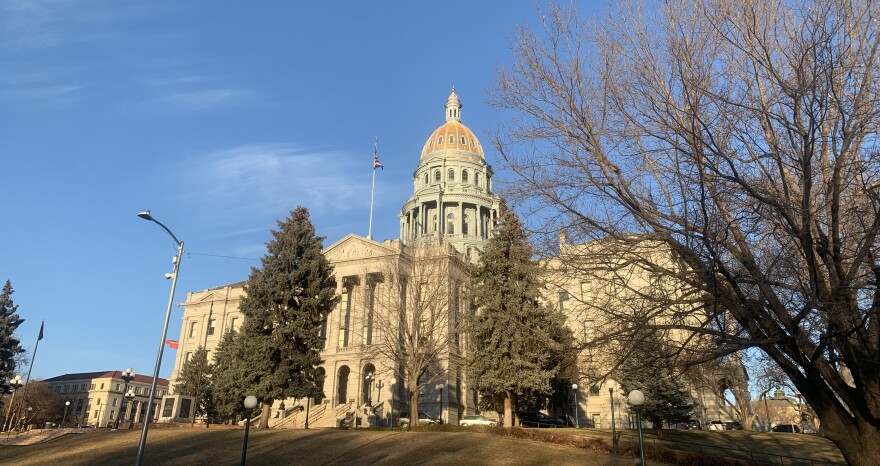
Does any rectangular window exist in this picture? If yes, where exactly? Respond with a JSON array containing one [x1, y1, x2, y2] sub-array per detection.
[[100, 383, 104, 390], [189, 321, 197, 338], [113, 398, 117, 407], [110, 410, 116, 420], [97, 399, 101, 405], [207, 318, 216, 336], [230, 317, 238, 331], [115, 383, 120, 391], [185, 352, 192, 362], [558, 292, 570, 312]]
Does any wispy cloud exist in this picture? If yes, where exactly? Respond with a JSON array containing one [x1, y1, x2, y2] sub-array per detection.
[[0, 0, 151, 50], [143, 74, 249, 110], [176, 143, 372, 238], [0, 71, 83, 106], [164, 88, 248, 109]]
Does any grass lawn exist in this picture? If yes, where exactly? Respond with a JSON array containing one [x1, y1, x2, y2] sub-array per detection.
[[566, 428, 847, 465], [0, 427, 651, 466], [0, 426, 848, 465]]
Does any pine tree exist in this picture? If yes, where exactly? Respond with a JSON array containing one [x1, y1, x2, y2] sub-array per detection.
[[237, 206, 339, 429], [0, 280, 25, 392], [210, 329, 247, 422], [174, 346, 214, 423], [466, 203, 571, 427], [619, 333, 693, 428]]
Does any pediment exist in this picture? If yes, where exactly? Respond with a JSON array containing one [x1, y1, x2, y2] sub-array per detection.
[[324, 234, 398, 262]]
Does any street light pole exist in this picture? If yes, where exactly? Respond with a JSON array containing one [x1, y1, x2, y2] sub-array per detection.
[[115, 368, 135, 429], [136, 211, 184, 466], [609, 386, 617, 453], [241, 396, 258, 466], [628, 389, 646, 466], [571, 383, 579, 428], [61, 401, 70, 428]]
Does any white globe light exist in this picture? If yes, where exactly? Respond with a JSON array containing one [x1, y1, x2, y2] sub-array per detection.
[[65, 401, 70, 406], [572, 383, 578, 390], [244, 395, 258, 410], [628, 389, 645, 406]]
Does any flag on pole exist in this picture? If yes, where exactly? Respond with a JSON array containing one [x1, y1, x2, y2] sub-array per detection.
[[37, 321, 44, 341], [165, 340, 179, 349], [373, 138, 383, 170]]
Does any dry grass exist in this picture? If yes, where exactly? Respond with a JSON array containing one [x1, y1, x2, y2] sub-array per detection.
[[0, 425, 847, 466], [0, 427, 646, 466]]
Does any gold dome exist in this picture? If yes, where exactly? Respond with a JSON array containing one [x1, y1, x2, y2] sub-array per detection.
[[421, 120, 484, 158]]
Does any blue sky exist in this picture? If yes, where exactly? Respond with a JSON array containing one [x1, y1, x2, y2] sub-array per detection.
[[1, 1, 604, 381]]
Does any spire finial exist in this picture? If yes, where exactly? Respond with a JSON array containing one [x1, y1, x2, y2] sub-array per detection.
[[445, 87, 462, 122]]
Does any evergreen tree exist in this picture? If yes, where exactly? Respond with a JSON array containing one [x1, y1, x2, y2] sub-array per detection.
[[174, 346, 214, 423], [210, 329, 247, 422], [0, 280, 25, 392], [466, 203, 571, 427], [619, 333, 693, 428], [237, 206, 339, 429]]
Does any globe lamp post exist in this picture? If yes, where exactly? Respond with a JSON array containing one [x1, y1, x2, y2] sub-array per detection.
[[61, 401, 70, 429], [241, 395, 258, 466], [125, 390, 136, 428], [571, 383, 579, 428], [2, 375, 23, 431], [628, 389, 646, 466], [115, 368, 135, 429]]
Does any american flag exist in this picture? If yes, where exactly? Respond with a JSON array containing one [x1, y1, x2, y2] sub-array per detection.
[[373, 144, 383, 170]]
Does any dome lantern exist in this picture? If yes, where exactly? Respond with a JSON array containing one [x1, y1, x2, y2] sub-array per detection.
[[445, 86, 462, 122]]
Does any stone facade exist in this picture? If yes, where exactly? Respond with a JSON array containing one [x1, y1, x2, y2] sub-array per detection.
[[43, 371, 169, 428]]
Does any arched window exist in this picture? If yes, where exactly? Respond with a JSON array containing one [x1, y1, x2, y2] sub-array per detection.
[[432, 214, 438, 232], [475, 173, 481, 186], [362, 364, 376, 406], [448, 169, 455, 181], [462, 214, 469, 236], [437, 137, 443, 145], [434, 170, 441, 181], [424, 173, 428, 185], [449, 136, 454, 143], [461, 136, 466, 144], [447, 213, 455, 235], [462, 170, 469, 183], [337, 366, 350, 405]]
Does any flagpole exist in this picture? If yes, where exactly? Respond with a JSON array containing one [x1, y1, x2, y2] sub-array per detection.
[[368, 136, 378, 240], [15, 321, 42, 430]]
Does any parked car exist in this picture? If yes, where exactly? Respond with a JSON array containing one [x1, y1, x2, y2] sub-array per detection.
[[724, 421, 744, 430], [516, 411, 566, 428], [706, 420, 725, 431], [398, 411, 441, 427], [772, 424, 801, 433], [460, 415, 497, 427], [682, 419, 702, 430]]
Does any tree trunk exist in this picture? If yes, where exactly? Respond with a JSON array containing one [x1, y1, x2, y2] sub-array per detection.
[[409, 387, 419, 429], [257, 399, 271, 430], [503, 391, 513, 428]]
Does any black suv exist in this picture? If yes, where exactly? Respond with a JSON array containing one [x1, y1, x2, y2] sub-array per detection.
[[516, 411, 566, 428]]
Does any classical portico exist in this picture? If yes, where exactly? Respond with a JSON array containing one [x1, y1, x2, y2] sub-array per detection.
[[399, 88, 501, 261]]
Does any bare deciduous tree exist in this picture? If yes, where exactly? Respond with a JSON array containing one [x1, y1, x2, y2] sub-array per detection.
[[492, 1, 880, 463], [366, 243, 466, 427]]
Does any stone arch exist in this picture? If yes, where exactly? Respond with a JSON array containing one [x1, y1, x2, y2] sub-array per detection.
[[362, 364, 376, 405], [337, 365, 350, 405]]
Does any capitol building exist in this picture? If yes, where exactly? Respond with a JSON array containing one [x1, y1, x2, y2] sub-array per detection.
[[166, 89, 734, 429]]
